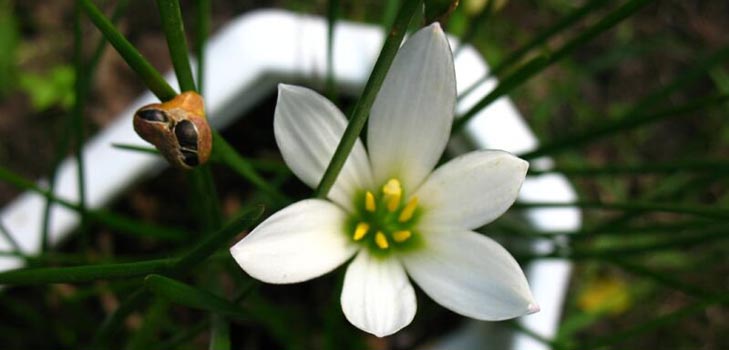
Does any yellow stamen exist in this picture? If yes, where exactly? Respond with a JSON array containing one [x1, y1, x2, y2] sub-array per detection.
[[382, 179, 402, 212], [392, 230, 412, 243], [398, 196, 419, 222], [353, 222, 370, 241], [374, 231, 389, 249], [365, 191, 376, 212]]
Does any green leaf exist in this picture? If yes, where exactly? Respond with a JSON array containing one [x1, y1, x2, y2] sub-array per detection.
[[454, 0, 654, 132], [0, 165, 190, 241], [18, 65, 75, 111], [0, 259, 172, 285], [145, 274, 251, 321], [79, 0, 177, 101], [171, 204, 264, 272], [519, 93, 729, 160], [0, 0, 19, 96]]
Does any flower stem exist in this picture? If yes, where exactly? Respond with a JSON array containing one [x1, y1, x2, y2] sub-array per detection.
[[156, 0, 197, 92], [194, 0, 210, 94], [314, 0, 423, 198], [79, 0, 177, 101]]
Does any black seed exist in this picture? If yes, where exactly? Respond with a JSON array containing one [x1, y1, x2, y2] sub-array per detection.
[[137, 109, 168, 123], [174, 120, 198, 149], [181, 149, 199, 167]]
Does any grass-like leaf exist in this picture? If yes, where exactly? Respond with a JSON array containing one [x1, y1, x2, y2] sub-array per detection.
[[156, 0, 196, 92], [453, 0, 654, 132], [79, 0, 177, 101], [0, 166, 189, 241], [111, 143, 159, 155], [211, 133, 290, 205], [519, 93, 729, 160], [145, 274, 251, 320], [0, 259, 172, 285], [194, 0, 211, 95], [314, 0, 423, 198], [607, 258, 714, 298], [171, 204, 264, 272]]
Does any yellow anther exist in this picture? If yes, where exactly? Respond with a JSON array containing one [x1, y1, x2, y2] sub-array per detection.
[[353, 222, 370, 241], [374, 231, 389, 249], [392, 230, 412, 243], [382, 179, 402, 212], [365, 191, 376, 212], [398, 196, 419, 222]]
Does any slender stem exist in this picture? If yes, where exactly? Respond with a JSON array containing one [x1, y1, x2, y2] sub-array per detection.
[[194, 0, 210, 95], [453, 0, 654, 132], [211, 133, 290, 206], [91, 288, 148, 347], [0, 166, 189, 240], [112, 143, 158, 154], [187, 167, 223, 233], [79, 0, 177, 101], [314, 0, 423, 198], [157, 0, 222, 243], [156, 0, 197, 92], [459, 0, 609, 98], [73, 0, 89, 250]]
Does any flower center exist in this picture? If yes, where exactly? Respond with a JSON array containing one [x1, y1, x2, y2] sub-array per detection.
[[348, 178, 421, 254]]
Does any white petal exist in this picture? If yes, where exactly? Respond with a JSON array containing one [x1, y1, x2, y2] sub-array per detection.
[[230, 199, 358, 284], [402, 229, 537, 321], [274, 84, 373, 211], [367, 23, 456, 193], [340, 250, 416, 337], [415, 150, 528, 230]]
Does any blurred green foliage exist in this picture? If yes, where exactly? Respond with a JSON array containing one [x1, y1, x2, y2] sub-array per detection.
[[0, 0, 19, 96], [18, 65, 75, 110]]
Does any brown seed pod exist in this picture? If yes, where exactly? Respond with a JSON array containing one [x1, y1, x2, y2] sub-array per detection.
[[133, 92, 212, 169]]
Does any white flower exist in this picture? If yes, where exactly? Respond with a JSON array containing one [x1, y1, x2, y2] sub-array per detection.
[[230, 23, 538, 337]]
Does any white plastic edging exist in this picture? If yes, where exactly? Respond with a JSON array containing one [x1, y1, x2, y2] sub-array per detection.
[[0, 10, 580, 349]]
